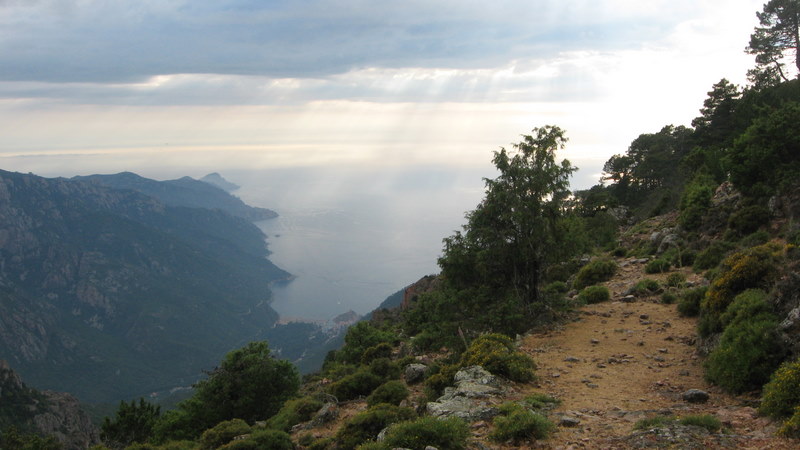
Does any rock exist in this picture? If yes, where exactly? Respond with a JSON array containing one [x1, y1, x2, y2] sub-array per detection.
[[404, 363, 428, 384], [640, 314, 649, 320], [657, 234, 680, 254], [621, 295, 636, 303], [426, 366, 503, 421], [560, 416, 581, 427], [564, 356, 581, 362], [682, 389, 710, 404], [310, 403, 339, 427], [590, 339, 600, 344]]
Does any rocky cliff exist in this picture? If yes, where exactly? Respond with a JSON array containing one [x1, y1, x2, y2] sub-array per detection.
[[0, 170, 288, 402]]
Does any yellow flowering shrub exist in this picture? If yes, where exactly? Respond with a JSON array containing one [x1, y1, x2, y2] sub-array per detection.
[[761, 358, 800, 419], [459, 334, 536, 382]]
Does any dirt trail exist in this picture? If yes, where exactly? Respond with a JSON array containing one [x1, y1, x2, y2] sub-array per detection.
[[517, 257, 794, 449]]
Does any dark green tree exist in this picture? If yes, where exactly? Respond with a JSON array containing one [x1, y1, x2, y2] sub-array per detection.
[[439, 126, 577, 313], [101, 398, 160, 448], [747, 0, 800, 84]]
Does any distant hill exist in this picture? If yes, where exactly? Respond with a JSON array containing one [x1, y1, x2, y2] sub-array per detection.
[[200, 172, 240, 192], [0, 170, 289, 402], [74, 172, 277, 221]]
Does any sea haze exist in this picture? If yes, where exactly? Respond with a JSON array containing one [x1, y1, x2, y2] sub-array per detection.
[[231, 165, 492, 321]]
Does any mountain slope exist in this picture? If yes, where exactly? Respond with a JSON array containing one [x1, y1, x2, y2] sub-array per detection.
[[0, 170, 287, 402]]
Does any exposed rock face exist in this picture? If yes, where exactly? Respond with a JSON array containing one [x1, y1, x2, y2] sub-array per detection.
[[401, 275, 440, 310], [1, 360, 99, 449], [426, 366, 503, 421], [404, 363, 428, 384]]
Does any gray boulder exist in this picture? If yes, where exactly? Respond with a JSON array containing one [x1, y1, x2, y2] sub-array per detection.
[[426, 366, 503, 421], [404, 363, 428, 384]]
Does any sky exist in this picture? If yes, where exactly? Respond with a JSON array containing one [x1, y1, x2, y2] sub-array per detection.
[[0, 0, 765, 189]]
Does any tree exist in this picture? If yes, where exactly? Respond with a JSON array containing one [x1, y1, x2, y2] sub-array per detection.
[[438, 126, 577, 314], [747, 0, 800, 84], [101, 398, 160, 448]]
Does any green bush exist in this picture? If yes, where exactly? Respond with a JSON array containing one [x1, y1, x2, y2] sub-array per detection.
[[380, 416, 470, 450], [266, 396, 323, 432], [329, 369, 384, 401], [779, 405, 800, 437], [740, 230, 770, 248], [337, 322, 396, 365], [760, 359, 800, 419], [573, 258, 618, 290], [489, 403, 554, 443], [666, 272, 686, 287], [704, 313, 785, 393], [543, 281, 568, 294], [200, 419, 250, 449], [693, 240, 735, 271], [335, 404, 415, 450], [700, 242, 782, 336], [219, 429, 293, 450], [645, 259, 671, 274], [677, 286, 706, 317], [578, 285, 610, 304], [661, 292, 678, 304], [459, 334, 536, 383], [630, 278, 660, 296], [367, 357, 401, 380], [678, 414, 721, 432], [367, 380, 409, 407], [612, 246, 628, 257], [423, 364, 458, 400], [522, 393, 560, 410], [360, 343, 393, 364], [679, 175, 714, 231], [633, 415, 675, 430], [728, 205, 770, 235]]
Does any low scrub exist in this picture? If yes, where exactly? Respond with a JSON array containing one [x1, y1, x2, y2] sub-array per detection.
[[573, 258, 618, 290], [679, 414, 722, 432], [334, 404, 415, 450], [376, 416, 470, 450], [677, 286, 706, 317], [219, 429, 293, 450], [489, 403, 554, 443], [761, 358, 800, 419], [266, 396, 323, 432], [366, 380, 409, 407], [578, 285, 610, 304], [645, 258, 671, 274], [200, 419, 250, 449], [459, 334, 536, 383]]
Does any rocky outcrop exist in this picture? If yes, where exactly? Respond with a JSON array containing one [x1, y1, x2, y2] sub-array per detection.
[[401, 275, 441, 310], [1, 360, 99, 449], [426, 366, 504, 421]]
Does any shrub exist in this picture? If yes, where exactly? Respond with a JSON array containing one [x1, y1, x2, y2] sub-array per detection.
[[578, 285, 610, 304], [630, 279, 660, 296], [633, 415, 675, 430], [337, 322, 396, 364], [543, 281, 568, 294], [728, 205, 771, 235], [219, 429, 293, 450], [700, 242, 782, 336], [760, 358, 800, 419], [381, 416, 470, 450], [489, 403, 554, 443], [361, 343, 393, 364], [666, 272, 686, 287], [779, 405, 800, 438], [459, 334, 536, 383], [573, 258, 618, 290], [677, 286, 706, 317], [612, 246, 628, 257], [266, 396, 323, 431], [367, 380, 409, 407], [740, 230, 770, 248], [693, 240, 735, 271], [704, 313, 785, 393], [678, 414, 722, 432], [423, 364, 458, 400], [367, 357, 401, 380], [522, 393, 561, 410], [329, 369, 384, 401], [335, 404, 415, 449], [645, 259, 671, 274], [200, 419, 251, 449], [661, 292, 677, 304]]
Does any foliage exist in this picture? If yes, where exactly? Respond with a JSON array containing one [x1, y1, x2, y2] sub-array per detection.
[[578, 285, 610, 304], [521, 393, 561, 410], [266, 396, 323, 432], [334, 404, 415, 450], [436, 125, 579, 324], [645, 259, 671, 274], [679, 414, 722, 432], [779, 405, 800, 437], [367, 357, 401, 380], [746, 0, 800, 84], [366, 380, 409, 407], [573, 258, 618, 290], [153, 341, 299, 442], [423, 364, 458, 400], [101, 398, 161, 448], [677, 287, 707, 317], [679, 174, 714, 230], [0, 427, 62, 450], [728, 205, 771, 235], [543, 281, 568, 294], [761, 358, 800, 418], [489, 403, 554, 443], [360, 343, 393, 365], [328, 369, 384, 402], [704, 311, 785, 393], [459, 334, 536, 383], [630, 279, 660, 296], [377, 416, 470, 450], [633, 415, 675, 430], [199, 419, 250, 450], [700, 242, 782, 335], [337, 322, 396, 365], [666, 272, 686, 287], [728, 102, 800, 198], [218, 429, 293, 450], [693, 240, 735, 271], [661, 292, 678, 304]]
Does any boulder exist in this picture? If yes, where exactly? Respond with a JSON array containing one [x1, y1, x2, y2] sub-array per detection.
[[426, 366, 503, 421], [682, 389, 710, 404], [404, 363, 428, 384]]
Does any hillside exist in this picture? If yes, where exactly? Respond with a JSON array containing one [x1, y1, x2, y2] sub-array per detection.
[[0, 170, 288, 402]]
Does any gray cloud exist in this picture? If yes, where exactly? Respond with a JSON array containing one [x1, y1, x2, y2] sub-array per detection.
[[1, 0, 688, 83]]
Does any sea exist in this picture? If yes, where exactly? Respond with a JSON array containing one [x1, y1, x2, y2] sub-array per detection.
[[230, 165, 492, 321]]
